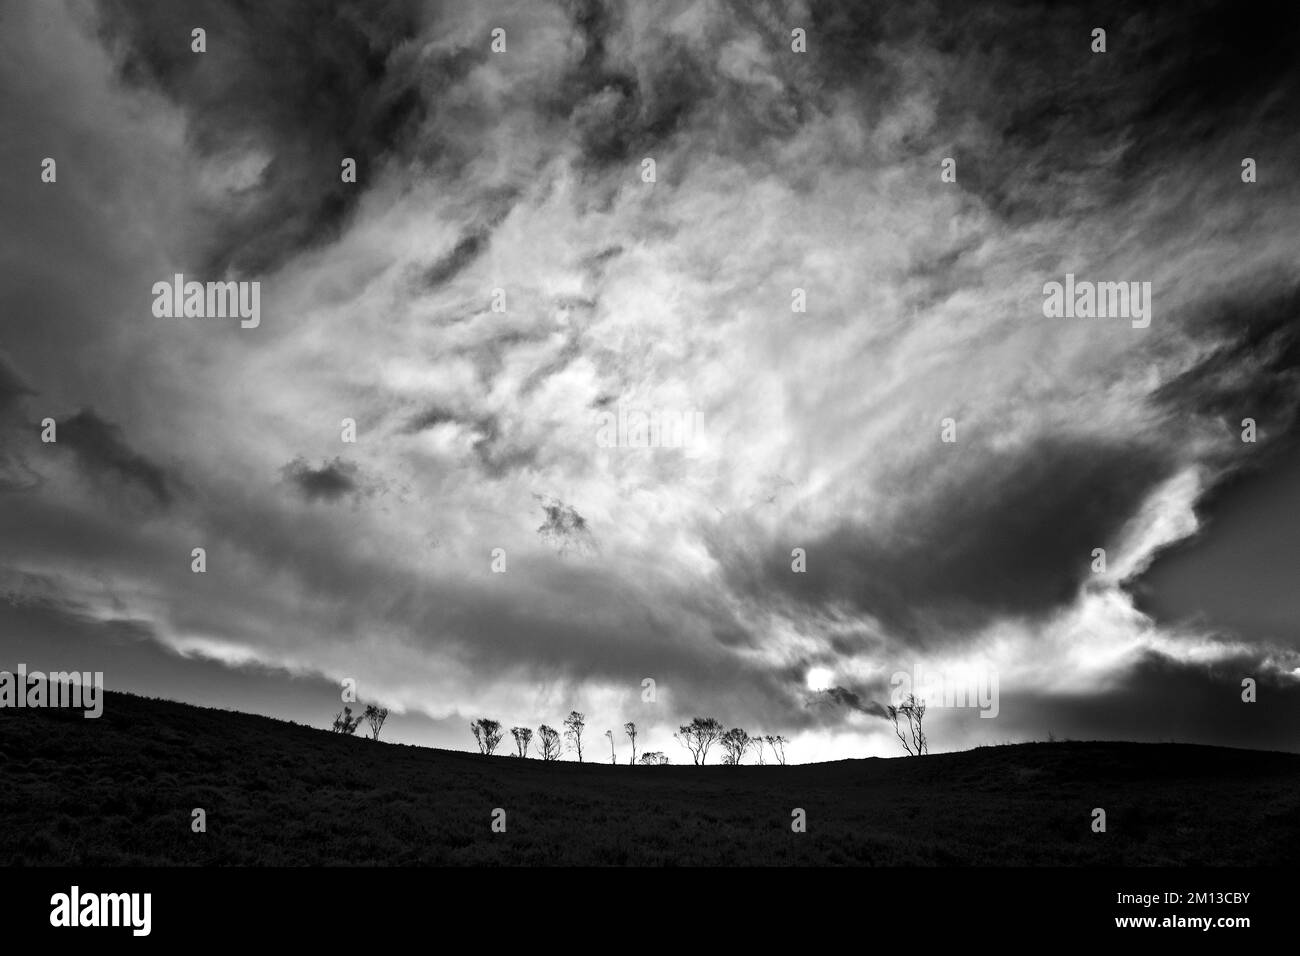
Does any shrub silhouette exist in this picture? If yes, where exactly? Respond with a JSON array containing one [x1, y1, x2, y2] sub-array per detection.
[[674, 717, 724, 765], [470, 718, 503, 755], [510, 726, 533, 757], [719, 728, 752, 765], [331, 707, 362, 735], [535, 724, 563, 761], [364, 705, 389, 741]]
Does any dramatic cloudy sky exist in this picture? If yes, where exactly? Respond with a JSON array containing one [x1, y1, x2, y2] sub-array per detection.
[[2, 0, 1298, 761]]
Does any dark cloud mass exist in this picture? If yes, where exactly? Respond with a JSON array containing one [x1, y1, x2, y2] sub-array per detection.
[[721, 436, 1173, 639], [535, 495, 595, 555], [95, 0, 428, 274], [280, 456, 363, 502], [422, 230, 490, 288], [54, 409, 176, 507], [1154, 279, 1300, 445], [0, 351, 33, 408], [808, 686, 889, 720], [0, 352, 37, 491], [996, 650, 1300, 753]]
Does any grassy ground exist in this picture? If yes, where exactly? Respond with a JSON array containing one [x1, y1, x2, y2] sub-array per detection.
[[2, 690, 1297, 865]]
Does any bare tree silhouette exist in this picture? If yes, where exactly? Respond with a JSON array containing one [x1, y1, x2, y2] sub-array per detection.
[[719, 727, 753, 765], [535, 724, 563, 761], [363, 704, 389, 741], [470, 718, 503, 755], [564, 711, 586, 762], [753, 735, 766, 765], [887, 695, 928, 756], [764, 734, 788, 765], [510, 726, 533, 757], [674, 717, 724, 765], [331, 707, 362, 735], [604, 729, 616, 764], [624, 721, 637, 765]]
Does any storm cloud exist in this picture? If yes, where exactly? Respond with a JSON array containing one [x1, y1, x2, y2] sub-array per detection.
[[1, 0, 1297, 760]]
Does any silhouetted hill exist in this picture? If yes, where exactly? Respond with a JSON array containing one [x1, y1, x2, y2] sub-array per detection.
[[3, 690, 1297, 865]]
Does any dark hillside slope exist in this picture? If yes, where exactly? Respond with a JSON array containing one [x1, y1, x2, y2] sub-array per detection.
[[2, 691, 1297, 865]]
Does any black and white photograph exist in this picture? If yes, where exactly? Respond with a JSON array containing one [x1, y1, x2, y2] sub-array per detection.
[[1, 0, 1297, 941]]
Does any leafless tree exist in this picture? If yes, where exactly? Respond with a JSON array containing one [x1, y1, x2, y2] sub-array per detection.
[[535, 724, 563, 761], [564, 710, 586, 762], [907, 697, 928, 755], [331, 706, 362, 735], [887, 694, 928, 756], [604, 729, 617, 764], [719, 728, 753, 765], [674, 717, 724, 765], [765, 734, 788, 765], [510, 726, 533, 757], [363, 704, 389, 741], [753, 735, 766, 765], [624, 721, 637, 765], [470, 717, 503, 755]]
